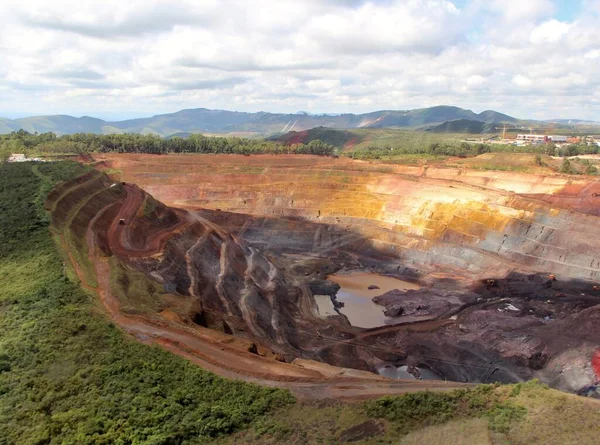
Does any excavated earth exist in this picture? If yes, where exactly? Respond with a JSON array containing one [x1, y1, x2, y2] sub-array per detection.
[[55, 153, 600, 395]]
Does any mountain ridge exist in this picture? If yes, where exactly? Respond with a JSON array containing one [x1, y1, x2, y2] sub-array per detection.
[[1, 105, 596, 136]]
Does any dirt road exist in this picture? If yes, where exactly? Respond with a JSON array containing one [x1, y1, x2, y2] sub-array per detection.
[[108, 183, 190, 258]]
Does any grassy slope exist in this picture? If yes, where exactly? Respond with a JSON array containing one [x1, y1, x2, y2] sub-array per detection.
[[0, 162, 293, 444], [348, 128, 473, 150], [221, 382, 600, 444]]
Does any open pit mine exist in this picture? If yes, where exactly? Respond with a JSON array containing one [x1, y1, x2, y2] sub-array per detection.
[[49, 154, 600, 397]]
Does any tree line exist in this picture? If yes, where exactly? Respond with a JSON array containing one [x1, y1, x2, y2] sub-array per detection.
[[345, 142, 492, 159], [345, 140, 600, 160], [0, 130, 336, 157]]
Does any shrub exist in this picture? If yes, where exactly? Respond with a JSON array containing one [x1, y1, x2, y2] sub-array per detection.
[[486, 402, 527, 433], [365, 384, 527, 436], [534, 154, 543, 166], [560, 158, 574, 174]]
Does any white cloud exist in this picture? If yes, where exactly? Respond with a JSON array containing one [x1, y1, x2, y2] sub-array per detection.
[[513, 75, 533, 88], [585, 50, 600, 59], [0, 0, 598, 120], [487, 0, 555, 22], [530, 19, 572, 43]]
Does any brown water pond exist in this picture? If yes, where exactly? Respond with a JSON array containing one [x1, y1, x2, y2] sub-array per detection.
[[325, 272, 421, 328]]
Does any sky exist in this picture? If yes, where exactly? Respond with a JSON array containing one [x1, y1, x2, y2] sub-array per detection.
[[0, 0, 598, 121]]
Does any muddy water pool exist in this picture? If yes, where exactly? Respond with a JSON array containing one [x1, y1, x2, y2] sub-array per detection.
[[377, 365, 441, 380], [314, 294, 337, 317], [326, 272, 421, 328]]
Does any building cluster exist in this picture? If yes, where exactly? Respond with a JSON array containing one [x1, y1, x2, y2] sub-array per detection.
[[6, 153, 46, 162], [516, 134, 568, 143], [511, 134, 600, 147]]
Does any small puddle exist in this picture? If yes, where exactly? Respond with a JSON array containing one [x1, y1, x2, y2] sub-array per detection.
[[378, 365, 441, 380], [326, 272, 420, 328], [314, 294, 337, 317]]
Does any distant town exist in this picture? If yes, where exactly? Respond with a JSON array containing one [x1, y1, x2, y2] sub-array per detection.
[[484, 132, 600, 149]]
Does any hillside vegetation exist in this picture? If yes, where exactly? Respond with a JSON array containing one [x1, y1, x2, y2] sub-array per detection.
[[219, 381, 600, 444], [0, 162, 293, 444], [429, 119, 497, 134], [268, 126, 358, 147], [0, 130, 336, 157]]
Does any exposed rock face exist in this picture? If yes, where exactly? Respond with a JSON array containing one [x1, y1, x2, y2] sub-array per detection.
[[383, 305, 404, 317], [373, 289, 478, 319], [309, 279, 340, 296], [102, 154, 600, 282], [54, 155, 600, 393]]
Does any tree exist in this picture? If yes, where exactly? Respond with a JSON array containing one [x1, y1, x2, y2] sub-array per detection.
[[544, 143, 557, 156], [0, 143, 10, 163], [560, 158, 574, 174]]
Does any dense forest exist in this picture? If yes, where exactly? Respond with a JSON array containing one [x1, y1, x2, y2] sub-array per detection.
[[0, 130, 336, 158]]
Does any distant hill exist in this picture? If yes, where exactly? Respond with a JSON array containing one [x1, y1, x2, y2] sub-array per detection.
[[164, 132, 193, 139], [0, 118, 18, 134], [543, 119, 600, 126], [14, 115, 110, 134], [268, 127, 358, 148], [428, 119, 497, 134], [0, 105, 524, 136], [477, 110, 518, 124]]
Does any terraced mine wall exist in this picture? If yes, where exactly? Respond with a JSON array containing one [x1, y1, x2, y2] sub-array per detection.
[[51, 154, 600, 393], [101, 154, 600, 281]]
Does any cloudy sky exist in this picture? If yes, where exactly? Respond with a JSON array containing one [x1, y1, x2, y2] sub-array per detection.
[[0, 0, 598, 120]]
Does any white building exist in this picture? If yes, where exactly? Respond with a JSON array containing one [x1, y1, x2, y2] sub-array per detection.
[[6, 153, 46, 163], [548, 135, 568, 143], [7, 154, 27, 162], [516, 134, 568, 143], [516, 134, 547, 142]]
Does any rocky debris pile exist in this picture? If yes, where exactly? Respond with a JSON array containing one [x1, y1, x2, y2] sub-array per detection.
[[373, 289, 478, 319], [309, 279, 340, 296]]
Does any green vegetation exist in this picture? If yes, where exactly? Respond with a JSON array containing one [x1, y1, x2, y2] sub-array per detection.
[[0, 130, 336, 157], [570, 157, 599, 175], [365, 384, 526, 435], [348, 128, 470, 151], [429, 119, 496, 134], [109, 257, 165, 314], [560, 158, 574, 174], [222, 382, 579, 444], [535, 154, 544, 166], [4, 127, 599, 169], [269, 127, 358, 147], [222, 380, 600, 444], [142, 195, 159, 218], [0, 161, 293, 444], [346, 141, 492, 159]]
